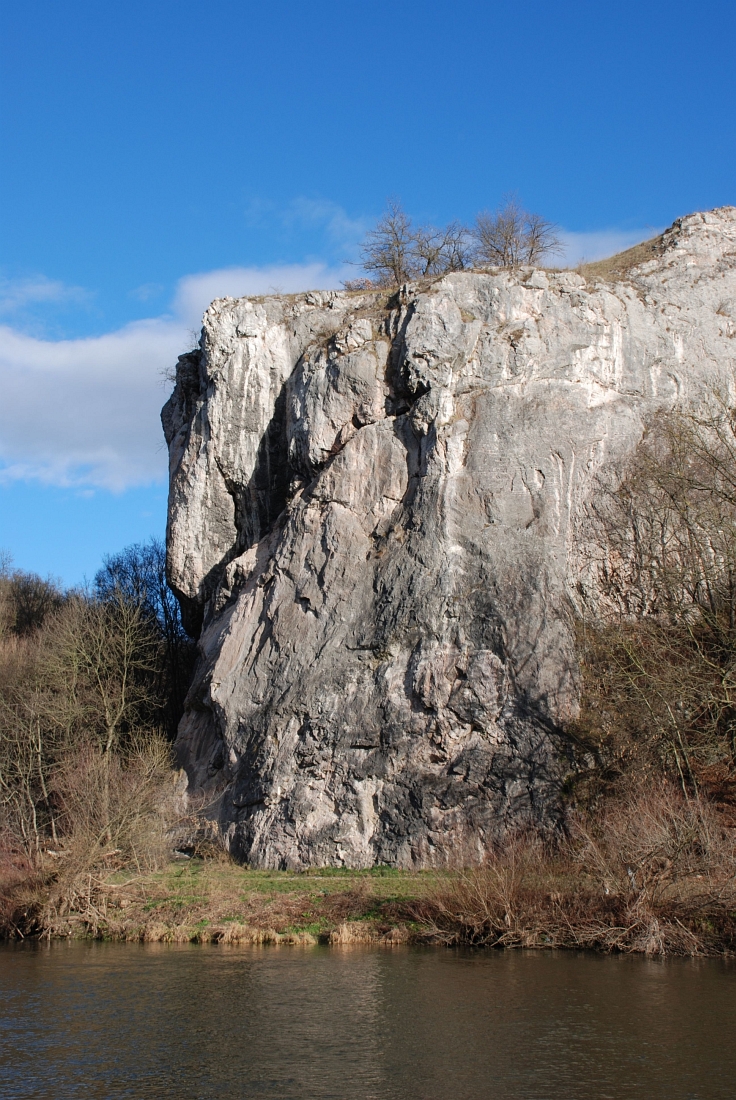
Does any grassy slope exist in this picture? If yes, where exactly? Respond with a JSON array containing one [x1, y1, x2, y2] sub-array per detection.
[[577, 234, 665, 282]]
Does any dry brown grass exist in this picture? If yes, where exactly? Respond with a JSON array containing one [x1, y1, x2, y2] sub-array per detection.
[[3, 755, 735, 954], [0, 854, 431, 943], [578, 234, 665, 282], [408, 786, 736, 956], [0, 829, 46, 938], [4, 784, 734, 954]]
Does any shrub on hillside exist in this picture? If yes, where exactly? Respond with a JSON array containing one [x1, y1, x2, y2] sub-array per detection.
[[0, 541, 194, 874], [570, 387, 736, 806]]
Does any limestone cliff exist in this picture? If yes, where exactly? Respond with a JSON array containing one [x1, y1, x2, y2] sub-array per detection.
[[162, 207, 736, 868]]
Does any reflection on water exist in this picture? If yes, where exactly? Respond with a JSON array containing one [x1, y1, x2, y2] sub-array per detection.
[[0, 943, 734, 1099]]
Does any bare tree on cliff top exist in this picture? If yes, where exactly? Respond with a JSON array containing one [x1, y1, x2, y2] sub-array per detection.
[[412, 219, 470, 277], [472, 195, 562, 268], [359, 200, 416, 285], [357, 197, 560, 286], [358, 201, 471, 286]]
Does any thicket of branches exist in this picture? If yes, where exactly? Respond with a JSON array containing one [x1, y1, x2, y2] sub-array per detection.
[[350, 195, 562, 288], [573, 389, 736, 807], [0, 540, 195, 877], [94, 539, 194, 740]]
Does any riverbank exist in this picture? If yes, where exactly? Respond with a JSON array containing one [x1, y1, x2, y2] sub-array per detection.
[[4, 830, 735, 955], [2, 859, 427, 944]]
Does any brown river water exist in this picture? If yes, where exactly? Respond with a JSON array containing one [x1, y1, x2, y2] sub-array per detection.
[[0, 943, 734, 1099]]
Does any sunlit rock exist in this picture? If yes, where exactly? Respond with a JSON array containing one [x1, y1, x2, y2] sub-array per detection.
[[162, 207, 736, 868]]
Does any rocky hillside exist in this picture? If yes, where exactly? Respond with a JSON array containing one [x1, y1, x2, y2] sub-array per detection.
[[162, 207, 736, 869]]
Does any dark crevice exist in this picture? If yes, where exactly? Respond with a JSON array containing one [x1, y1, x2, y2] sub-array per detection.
[[232, 383, 291, 556], [185, 379, 292, 636], [179, 296, 428, 639]]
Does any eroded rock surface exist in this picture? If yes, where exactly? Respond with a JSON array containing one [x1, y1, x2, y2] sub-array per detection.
[[163, 208, 736, 868]]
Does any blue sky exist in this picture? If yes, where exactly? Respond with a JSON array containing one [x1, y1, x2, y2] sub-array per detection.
[[1, 0, 734, 584]]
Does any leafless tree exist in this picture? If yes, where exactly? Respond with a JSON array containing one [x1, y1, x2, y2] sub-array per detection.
[[358, 196, 560, 284], [440, 221, 473, 272], [40, 592, 160, 759], [0, 549, 194, 863], [412, 220, 471, 277], [94, 539, 195, 738], [472, 195, 562, 268], [524, 211, 563, 266], [359, 200, 417, 285], [358, 201, 471, 286], [574, 387, 736, 797]]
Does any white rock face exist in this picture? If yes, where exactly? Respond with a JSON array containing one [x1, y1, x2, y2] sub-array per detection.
[[162, 208, 736, 868]]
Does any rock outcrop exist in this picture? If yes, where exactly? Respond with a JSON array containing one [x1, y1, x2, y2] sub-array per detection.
[[163, 207, 736, 868]]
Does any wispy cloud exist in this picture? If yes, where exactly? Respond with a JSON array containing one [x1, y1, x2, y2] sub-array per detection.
[[0, 274, 92, 315], [243, 197, 370, 260], [280, 198, 370, 249], [0, 263, 348, 492], [129, 282, 165, 303]]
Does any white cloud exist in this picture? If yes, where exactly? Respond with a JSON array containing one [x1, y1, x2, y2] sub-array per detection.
[[0, 318, 185, 491], [557, 228, 663, 268], [0, 263, 348, 492]]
